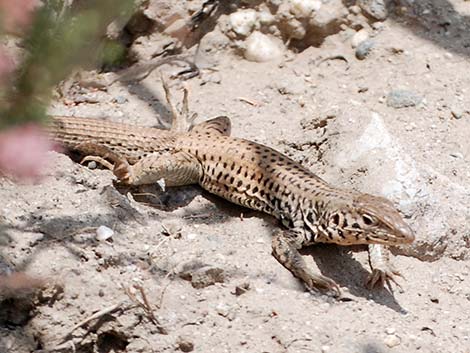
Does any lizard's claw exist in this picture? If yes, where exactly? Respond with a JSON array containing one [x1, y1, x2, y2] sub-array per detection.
[[366, 268, 404, 292], [113, 159, 133, 184], [303, 273, 341, 298]]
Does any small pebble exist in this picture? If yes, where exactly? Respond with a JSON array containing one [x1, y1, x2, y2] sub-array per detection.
[[450, 152, 463, 159], [451, 108, 464, 119], [351, 29, 369, 48], [114, 96, 128, 104], [157, 178, 166, 191], [359, 0, 388, 20], [234, 282, 250, 296], [216, 303, 231, 317], [176, 336, 194, 352], [244, 31, 283, 62], [384, 334, 401, 348], [229, 9, 257, 37], [321, 345, 331, 353], [349, 5, 361, 15], [372, 22, 385, 30], [87, 161, 97, 169], [96, 225, 114, 241], [386, 89, 423, 108], [358, 86, 369, 93], [386, 327, 396, 335], [289, 0, 322, 18], [355, 39, 374, 60], [186, 233, 198, 240]]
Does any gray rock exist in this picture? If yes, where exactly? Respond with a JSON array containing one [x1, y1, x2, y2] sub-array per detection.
[[178, 260, 225, 288], [114, 96, 128, 104], [355, 39, 375, 60], [233, 282, 250, 296], [451, 107, 464, 119], [386, 89, 423, 108], [176, 336, 194, 352], [359, 0, 389, 21]]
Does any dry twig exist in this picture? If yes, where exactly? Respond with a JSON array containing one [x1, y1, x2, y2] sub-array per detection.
[[124, 284, 167, 334]]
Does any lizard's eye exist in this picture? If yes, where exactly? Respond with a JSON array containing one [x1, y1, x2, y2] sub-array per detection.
[[331, 214, 340, 226], [362, 214, 375, 226]]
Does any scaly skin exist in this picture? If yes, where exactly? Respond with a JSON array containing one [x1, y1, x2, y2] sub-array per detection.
[[48, 115, 414, 296]]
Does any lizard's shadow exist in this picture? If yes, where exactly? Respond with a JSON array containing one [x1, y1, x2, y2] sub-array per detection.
[[117, 183, 201, 212], [302, 245, 407, 313], [108, 181, 404, 313]]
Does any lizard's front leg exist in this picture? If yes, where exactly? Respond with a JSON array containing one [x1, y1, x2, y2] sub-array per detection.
[[272, 229, 340, 296], [114, 150, 202, 187], [367, 244, 402, 291]]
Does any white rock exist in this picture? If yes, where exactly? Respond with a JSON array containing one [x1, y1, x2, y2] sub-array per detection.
[[157, 178, 166, 191], [258, 10, 275, 25], [229, 9, 258, 37], [187, 233, 198, 240], [96, 225, 114, 241], [351, 28, 369, 48], [384, 334, 401, 347], [216, 302, 231, 317], [289, 0, 322, 18], [244, 31, 283, 62]]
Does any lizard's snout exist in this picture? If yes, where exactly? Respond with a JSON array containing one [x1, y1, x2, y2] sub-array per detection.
[[397, 224, 415, 243]]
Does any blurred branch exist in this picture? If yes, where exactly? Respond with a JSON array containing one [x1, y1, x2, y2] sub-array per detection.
[[0, 0, 135, 129]]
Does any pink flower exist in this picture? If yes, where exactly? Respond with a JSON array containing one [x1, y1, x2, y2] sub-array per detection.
[[0, 0, 40, 34], [0, 123, 55, 181]]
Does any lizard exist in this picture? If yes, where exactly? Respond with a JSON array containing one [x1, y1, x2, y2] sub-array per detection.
[[47, 85, 415, 297]]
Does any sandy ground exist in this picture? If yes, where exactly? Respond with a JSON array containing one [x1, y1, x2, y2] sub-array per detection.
[[1, 1, 470, 352]]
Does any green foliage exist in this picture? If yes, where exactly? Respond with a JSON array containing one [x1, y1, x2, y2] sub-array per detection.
[[0, 0, 135, 129], [100, 39, 127, 68]]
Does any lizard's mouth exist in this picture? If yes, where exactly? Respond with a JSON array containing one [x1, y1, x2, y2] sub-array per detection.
[[367, 230, 415, 245]]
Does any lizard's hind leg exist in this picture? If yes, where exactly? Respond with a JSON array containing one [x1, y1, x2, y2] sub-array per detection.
[[161, 77, 196, 133], [74, 142, 125, 170]]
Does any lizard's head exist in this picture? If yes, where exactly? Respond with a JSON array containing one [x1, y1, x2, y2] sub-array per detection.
[[319, 193, 415, 245]]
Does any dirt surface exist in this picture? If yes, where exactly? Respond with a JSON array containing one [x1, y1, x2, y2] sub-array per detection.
[[1, 1, 470, 352]]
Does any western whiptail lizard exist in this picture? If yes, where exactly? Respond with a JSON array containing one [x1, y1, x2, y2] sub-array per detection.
[[47, 87, 414, 296]]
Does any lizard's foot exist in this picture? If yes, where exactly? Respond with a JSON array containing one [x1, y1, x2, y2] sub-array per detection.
[[301, 271, 341, 297], [367, 244, 403, 292], [161, 75, 196, 133], [113, 158, 134, 184], [272, 230, 341, 298], [366, 266, 403, 291]]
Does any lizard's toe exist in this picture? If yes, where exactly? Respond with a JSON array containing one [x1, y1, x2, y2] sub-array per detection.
[[366, 268, 403, 292], [113, 159, 133, 184], [304, 274, 341, 298]]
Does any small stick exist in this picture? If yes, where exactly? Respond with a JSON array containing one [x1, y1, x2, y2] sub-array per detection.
[[124, 285, 167, 334], [157, 272, 173, 309], [60, 301, 124, 341], [237, 97, 260, 106]]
